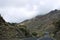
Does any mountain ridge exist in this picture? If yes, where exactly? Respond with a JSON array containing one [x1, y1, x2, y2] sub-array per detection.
[[20, 9, 60, 32]]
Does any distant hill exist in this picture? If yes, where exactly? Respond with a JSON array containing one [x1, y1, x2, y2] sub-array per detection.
[[20, 9, 60, 32]]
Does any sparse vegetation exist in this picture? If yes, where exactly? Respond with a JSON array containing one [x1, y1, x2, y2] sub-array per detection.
[[32, 32, 37, 37], [53, 20, 60, 40]]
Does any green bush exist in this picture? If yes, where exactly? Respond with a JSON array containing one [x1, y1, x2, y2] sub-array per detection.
[[32, 32, 37, 37]]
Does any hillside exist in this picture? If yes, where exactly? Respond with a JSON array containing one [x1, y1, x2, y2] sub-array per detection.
[[20, 9, 60, 35], [19, 9, 60, 40], [0, 15, 31, 40]]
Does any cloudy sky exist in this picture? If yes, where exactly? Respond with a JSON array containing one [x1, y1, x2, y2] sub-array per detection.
[[0, 0, 60, 23]]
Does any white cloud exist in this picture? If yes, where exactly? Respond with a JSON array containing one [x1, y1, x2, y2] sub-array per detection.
[[0, 0, 60, 23]]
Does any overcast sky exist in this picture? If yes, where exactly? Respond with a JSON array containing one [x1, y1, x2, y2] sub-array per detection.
[[0, 0, 60, 23]]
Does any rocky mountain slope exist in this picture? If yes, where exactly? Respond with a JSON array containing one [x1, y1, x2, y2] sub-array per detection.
[[19, 9, 60, 40], [20, 9, 60, 32], [0, 15, 31, 40]]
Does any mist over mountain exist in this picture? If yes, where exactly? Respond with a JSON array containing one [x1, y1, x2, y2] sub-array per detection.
[[0, 0, 60, 23], [1, 0, 60, 40]]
